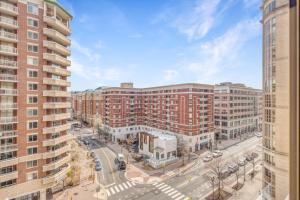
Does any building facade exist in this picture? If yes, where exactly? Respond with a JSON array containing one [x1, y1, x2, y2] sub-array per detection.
[[214, 82, 262, 140], [262, 0, 290, 199], [73, 83, 215, 152], [0, 0, 72, 199]]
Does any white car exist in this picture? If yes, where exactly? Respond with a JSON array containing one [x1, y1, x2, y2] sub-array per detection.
[[255, 133, 262, 137], [203, 156, 213, 162]]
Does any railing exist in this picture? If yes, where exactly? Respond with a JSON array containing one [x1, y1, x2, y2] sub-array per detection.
[[0, 74, 17, 81], [0, 144, 18, 152], [0, 103, 17, 109], [0, 116, 17, 124], [0, 130, 17, 137], [0, 30, 17, 40], [0, 1, 18, 13], [0, 45, 17, 54], [0, 59, 17, 68], [0, 88, 17, 95], [43, 40, 70, 55], [0, 16, 17, 26], [147, 156, 178, 169], [43, 28, 71, 45], [43, 65, 71, 76]]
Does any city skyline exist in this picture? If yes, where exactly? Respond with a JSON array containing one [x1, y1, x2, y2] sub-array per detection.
[[59, 0, 263, 91]]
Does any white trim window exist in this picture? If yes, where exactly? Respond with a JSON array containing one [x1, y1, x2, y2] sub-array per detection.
[[27, 95, 38, 104], [27, 69, 38, 78], [27, 30, 39, 40], [27, 108, 38, 117], [27, 56, 39, 66], [28, 44, 38, 53], [27, 82, 38, 91], [27, 2, 39, 15], [27, 121, 38, 130], [27, 171, 38, 181], [27, 17, 38, 28]]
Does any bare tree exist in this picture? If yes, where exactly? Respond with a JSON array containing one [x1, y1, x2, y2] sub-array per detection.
[[206, 157, 227, 200], [245, 151, 256, 179], [205, 172, 218, 200], [231, 157, 242, 190], [177, 137, 188, 166]]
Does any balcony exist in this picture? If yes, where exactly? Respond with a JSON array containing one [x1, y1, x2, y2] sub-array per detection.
[[0, 130, 17, 138], [0, 103, 17, 110], [0, 1, 18, 16], [43, 164, 70, 185], [0, 59, 17, 69], [0, 116, 17, 124], [43, 77, 70, 87], [43, 90, 70, 97], [43, 65, 70, 77], [43, 112, 71, 121], [43, 123, 70, 134], [43, 40, 70, 56], [43, 154, 71, 172], [43, 16, 70, 35], [0, 74, 17, 82], [43, 102, 71, 109], [0, 171, 18, 183], [43, 144, 71, 159], [43, 53, 71, 66], [0, 16, 18, 29], [43, 134, 72, 147], [0, 45, 17, 56], [0, 30, 17, 43], [43, 28, 70, 46], [0, 88, 17, 96], [0, 157, 18, 168], [0, 144, 18, 153]]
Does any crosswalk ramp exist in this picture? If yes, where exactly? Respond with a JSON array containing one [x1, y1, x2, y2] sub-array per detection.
[[106, 181, 136, 197], [153, 182, 189, 200]]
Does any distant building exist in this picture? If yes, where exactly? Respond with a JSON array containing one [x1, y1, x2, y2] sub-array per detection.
[[138, 131, 177, 169], [214, 82, 263, 140]]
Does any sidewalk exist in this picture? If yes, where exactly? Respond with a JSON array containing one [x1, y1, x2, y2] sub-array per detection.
[[216, 134, 257, 150]]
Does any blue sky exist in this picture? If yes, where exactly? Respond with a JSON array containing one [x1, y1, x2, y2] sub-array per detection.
[[60, 0, 262, 91]]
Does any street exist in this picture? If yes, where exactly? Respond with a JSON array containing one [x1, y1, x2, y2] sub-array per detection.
[[72, 126, 262, 200]]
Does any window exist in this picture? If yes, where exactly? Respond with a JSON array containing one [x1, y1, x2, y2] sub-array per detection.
[[27, 108, 38, 117], [27, 31, 38, 40], [27, 2, 39, 15], [28, 83, 38, 91], [28, 121, 38, 129], [0, 179, 16, 188], [28, 44, 38, 53], [28, 70, 38, 78], [27, 147, 38, 155], [27, 18, 38, 27], [27, 172, 38, 181], [28, 134, 38, 142], [28, 96, 38, 104], [27, 160, 38, 168], [27, 56, 38, 66]]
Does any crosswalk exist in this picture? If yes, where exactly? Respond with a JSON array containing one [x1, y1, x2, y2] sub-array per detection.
[[153, 182, 189, 200], [106, 181, 136, 197]]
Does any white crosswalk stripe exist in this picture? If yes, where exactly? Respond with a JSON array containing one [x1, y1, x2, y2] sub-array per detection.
[[165, 188, 175, 194], [168, 190, 178, 196], [155, 182, 165, 187], [106, 181, 136, 196], [155, 182, 188, 200], [161, 186, 171, 192], [175, 194, 185, 200], [158, 184, 168, 190], [171, 192, 181, 199]]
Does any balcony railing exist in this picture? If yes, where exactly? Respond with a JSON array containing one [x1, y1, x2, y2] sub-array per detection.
[[43, 90, 70, 97], [43, 134, 72, 147], [43, 164, 70, 184], [0, 30, 17, 42], [0, 74, 17, 82], [0, 130, 17, 138], [43, 28, 71, 46], [0, 1, 18, 15], [0, 59, 17, 69], [43, 102, 71, 109], [43, 65, 71, 76], [43, 77, 70, 87], [43, 144, 71, 159], [43, 112, 71, 121], [0, 88, 17, 95], [0, 103, 17, 110], [0, 171, 18, 183], [0, 116, 17, 124], [0, 144, 18, 153], [43, 40, 70, 56], [43, 154, 71, 172], [0, 45, 17, 55], [43, 53, 71, 66], [0, 16, 18, 28], [43, 16, 70, 35], [43, 123, 70, 134]]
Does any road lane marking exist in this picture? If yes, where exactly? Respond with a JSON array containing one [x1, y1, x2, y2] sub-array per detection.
[[123, 182, 128, 189], [165, 188, 175, 194], [171, 192, 181, 199], [100, 148, 116, 183], [158, 184, 168, 189], [106, 189, 111, 197], [175, 194, 185, 200], [168, 190, 178, 196], [161, 186, 171, 192], [131, 181, 136, 186], [110, 187, 115, 194], [119, 184, 124, 191], [126, 181, 132, 187], [114, 185, 120, 193], [156, 182, 164, 187]]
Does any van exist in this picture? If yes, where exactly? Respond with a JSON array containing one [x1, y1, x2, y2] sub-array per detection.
[[116, 153, 125, 163]]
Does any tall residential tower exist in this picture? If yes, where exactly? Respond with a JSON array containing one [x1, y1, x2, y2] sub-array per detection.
[[0, 0, 72, 199]]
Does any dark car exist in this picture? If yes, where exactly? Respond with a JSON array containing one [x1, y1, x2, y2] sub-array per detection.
[[95, 163, 102, 171], [118, 161, 126, 170]]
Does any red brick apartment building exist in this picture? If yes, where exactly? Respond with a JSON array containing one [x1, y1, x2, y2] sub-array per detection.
[[72, 83, 215, 152], [0, 0, 72, 199]]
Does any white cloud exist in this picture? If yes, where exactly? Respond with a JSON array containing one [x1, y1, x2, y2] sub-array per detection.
[[163, 70, 179, 81], [71, 40, 101, 62], [187, 17, 260, 80]]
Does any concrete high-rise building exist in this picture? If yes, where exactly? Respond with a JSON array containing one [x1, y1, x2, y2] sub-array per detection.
[[0, 0, 72, 199], [214, 82, 262, 140], [262, 0, 290, 199]]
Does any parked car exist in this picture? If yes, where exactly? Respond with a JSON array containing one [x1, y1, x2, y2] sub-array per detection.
[[220, 168, 230, 178], [255, 133, 262, 137], [116, 153, 125, 163], [251, 152, 258, 158], [238, 157, 247, 166], [118, 161, 126, 170], [245, 154, 253, 161], [95, 163, 102, 171], [203, 155, 213, 162], [228, 163, 239, 173], [90, 152, 95, 158], [214, 150, 223, 156], [212, 151, 222, 158]]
